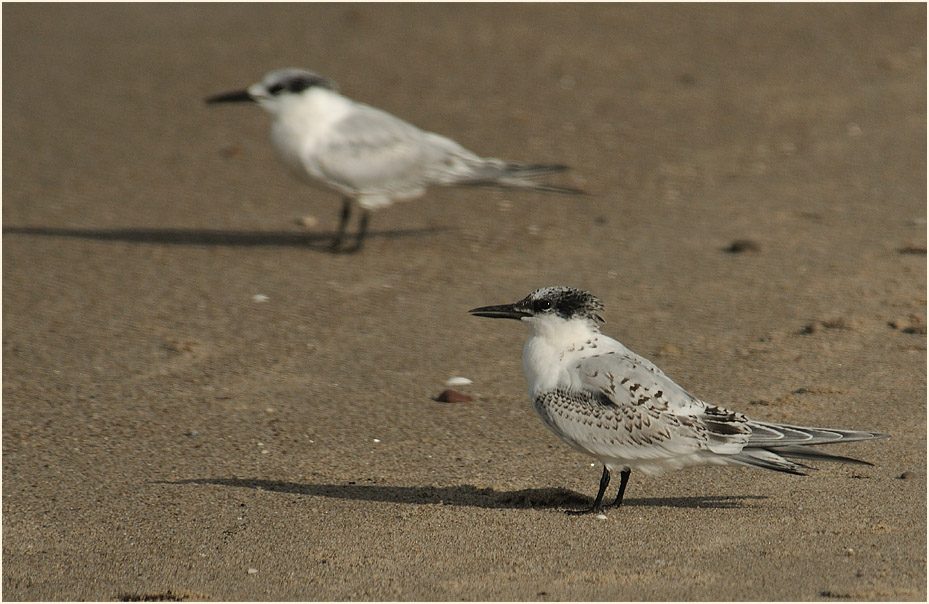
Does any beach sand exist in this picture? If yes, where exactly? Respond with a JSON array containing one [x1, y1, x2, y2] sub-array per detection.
[[3, 3, 926, 601]]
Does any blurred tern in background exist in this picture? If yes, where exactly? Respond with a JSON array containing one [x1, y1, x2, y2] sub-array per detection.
[[470, 286, 889, 514], [206, 68, 583, 252]]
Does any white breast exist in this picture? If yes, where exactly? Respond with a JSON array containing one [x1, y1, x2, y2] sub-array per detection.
[[268, 88, 355, 186], [520, 317, 627, 397]]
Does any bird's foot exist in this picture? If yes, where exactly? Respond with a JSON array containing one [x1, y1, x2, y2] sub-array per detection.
[[329, 236, 363, 254], [565, 505, 605, 516]]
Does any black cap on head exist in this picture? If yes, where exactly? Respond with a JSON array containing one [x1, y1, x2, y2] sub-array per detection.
[[470, 287, 605, 323]]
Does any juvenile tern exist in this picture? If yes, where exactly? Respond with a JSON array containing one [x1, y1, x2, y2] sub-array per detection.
[[206, 68, 583, 251], [470, 286, 888, 513]]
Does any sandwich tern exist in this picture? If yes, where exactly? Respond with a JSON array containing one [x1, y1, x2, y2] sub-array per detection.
[[206, 68, 583, 251], [470, 286, 888, 513]]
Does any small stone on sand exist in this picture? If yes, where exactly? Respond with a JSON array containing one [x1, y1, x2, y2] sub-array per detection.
[[434, 389, 473, 403]]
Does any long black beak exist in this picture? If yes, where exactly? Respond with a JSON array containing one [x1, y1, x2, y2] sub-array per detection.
[[468, 303, 530, 320], [205, 89, 254, 105]]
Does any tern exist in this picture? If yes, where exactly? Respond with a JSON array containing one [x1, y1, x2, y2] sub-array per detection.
[[206, 68, 583, 251], [469, 286, 888, 514]]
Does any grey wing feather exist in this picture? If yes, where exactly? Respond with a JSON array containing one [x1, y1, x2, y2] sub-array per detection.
[[574, 350, 708, 415], [315, 104, 476, 194], [317, 103, 583, 195]]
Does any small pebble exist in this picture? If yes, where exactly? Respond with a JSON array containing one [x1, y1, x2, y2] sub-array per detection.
[[445, 376, 473, 387], [434, 389, 473, 403], [823, 317, 855, 330], [596, 513, 608, 520], [888, 316, 927, 335], [164, 338, 200, 353], [801, 318, 855, 334], [297, 215, 320, 229], [247, 568, 258, 575], [898, 471, 917, 480], [725, 239, 761, 253], [801, 322, 820, 335], [220, 145, 243, 158]]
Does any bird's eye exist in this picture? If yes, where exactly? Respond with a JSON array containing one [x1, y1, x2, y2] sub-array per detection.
[[537, 299, 553, 312], [267, 83, 285, 95], [288, 78, 312, 94]]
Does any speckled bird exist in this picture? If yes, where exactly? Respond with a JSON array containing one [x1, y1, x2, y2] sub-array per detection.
[[470, 286, 888, 514]]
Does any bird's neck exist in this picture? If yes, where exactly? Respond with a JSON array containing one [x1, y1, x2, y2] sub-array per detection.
[[266, 89, 353, 180], [269, 88, 353, 139], [521, 319, 616, 395]]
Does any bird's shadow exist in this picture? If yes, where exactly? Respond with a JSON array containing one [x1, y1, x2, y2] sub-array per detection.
[[159, 477, 766, 510], [2, 225, 453, 252]]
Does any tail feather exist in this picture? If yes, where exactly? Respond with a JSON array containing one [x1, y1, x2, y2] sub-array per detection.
[[731, 422, 888, 474], [455, 158, 587, 195], [748, 421, 888, 447], [501, 162, 571, 177], [729, 449, 810, 475], [489, 180, 588, 195], [767, 444, 875, 466]]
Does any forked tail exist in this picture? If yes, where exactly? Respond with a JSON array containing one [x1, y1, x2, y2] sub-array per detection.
[[730, 421, 889, 475]]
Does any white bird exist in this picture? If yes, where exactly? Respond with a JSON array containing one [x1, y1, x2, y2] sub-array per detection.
[[206, 68, 583, 252], [469, 286, 888, 513]]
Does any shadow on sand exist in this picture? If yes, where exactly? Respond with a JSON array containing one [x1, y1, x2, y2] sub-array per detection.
[[3, 225, 452, 252], [160, 477, 767, 511]]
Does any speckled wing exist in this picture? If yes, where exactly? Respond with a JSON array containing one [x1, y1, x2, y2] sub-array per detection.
[[531, 351, 754, 472], [572, 349, 714, 415]]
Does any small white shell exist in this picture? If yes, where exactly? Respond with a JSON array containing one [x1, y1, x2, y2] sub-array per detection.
[[251, 294, 269, 303], [297, 214, 319, 228], [445, 376, 473, 387]]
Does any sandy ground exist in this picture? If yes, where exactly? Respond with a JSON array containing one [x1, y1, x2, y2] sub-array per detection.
[[2, 3, 926, 601]]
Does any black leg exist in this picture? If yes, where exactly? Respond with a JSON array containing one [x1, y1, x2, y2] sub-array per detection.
[[331, 197, 353, 250], [611, 469, 631, 507], [346, 208, 370, 253], [568, 465, 610, 515]]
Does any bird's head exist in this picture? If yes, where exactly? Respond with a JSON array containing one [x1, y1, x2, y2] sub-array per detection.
[[205, 68, 338, 113], [469, 286, 605, 337]]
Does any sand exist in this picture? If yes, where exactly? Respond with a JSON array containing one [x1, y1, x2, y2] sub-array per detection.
[[2, 3, 926, 601]]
